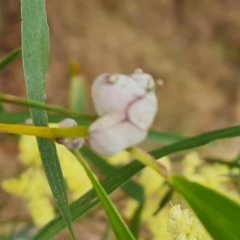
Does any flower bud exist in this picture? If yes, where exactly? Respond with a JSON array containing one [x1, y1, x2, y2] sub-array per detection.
[[89, 69, 158, 156], [92, 69, 157, 117], [56, 118, 84, 150], [127, 93, 158, 131], [130, 68, 155, 91], [88, 114, 147, 156], [92, 73, 145, 116]]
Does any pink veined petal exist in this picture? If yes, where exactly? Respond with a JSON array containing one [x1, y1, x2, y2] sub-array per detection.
[[92, 73, 145, 116], [127, 92, 158, 131], [88, 114, 147, 156]]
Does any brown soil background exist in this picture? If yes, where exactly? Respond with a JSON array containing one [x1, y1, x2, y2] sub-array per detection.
[[0, 0, 240, 239]]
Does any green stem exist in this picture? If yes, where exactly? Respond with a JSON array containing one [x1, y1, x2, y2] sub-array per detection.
[[0, 93, 95, 120], [0, 123, 88, 139], [127, 147, 168, 177], [101, 224, 111, 240], [204, 157, 240, 168], [72, 150, 135, 240]]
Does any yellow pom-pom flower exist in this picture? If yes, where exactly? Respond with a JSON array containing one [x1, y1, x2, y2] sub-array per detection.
[[18, 135, 42, 166], [167, 204, 212, 240], [1, 167, 51, 199], [106, 151, 131, 165], [1, 131, 92, 227], [27, 197, 56, 227]]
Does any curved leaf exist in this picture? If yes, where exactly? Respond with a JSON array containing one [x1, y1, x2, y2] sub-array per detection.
[[169, 175, 240, 240], [73, 151, 135, 240], [147, 129, 184, 144], [81, 146, 145, 204], [129, 203, 144, 239]]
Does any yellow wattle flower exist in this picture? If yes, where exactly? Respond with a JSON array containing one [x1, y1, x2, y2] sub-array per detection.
[[182, 152, 240, 203], [27, 197, 56, 227], [123, 152, 240, 239], [106, 151, 131, 165], [167, 204, 213, 240], [1, 129, 92, 227], [18, 135, 41, 166], [58, 145, 92, 200], [1, 167, 51, 199], [182, 152, 203, 176]]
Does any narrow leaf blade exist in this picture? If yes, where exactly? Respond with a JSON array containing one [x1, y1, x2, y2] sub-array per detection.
[[147, 129, 184, 144], [129, 204, 143, 239], [81, 146, 145, 204], [0, 48, 21, 71], [21, 0, 75, 239], [73, 151, 135, 240]]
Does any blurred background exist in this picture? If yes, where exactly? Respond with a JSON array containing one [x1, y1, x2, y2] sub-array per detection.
[[1, 0, 240, 134], [0, 0, 240, 239]]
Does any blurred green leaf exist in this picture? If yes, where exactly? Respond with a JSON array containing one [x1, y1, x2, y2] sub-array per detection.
[[0, 93, 93, 122], [153, 184, 174, 215], [21, 0, 75, 239], [69, 61, 87, 113], [0, 111, 40, 123], [0, 235, 9, 240], [147, 130, 184, 144], [33, 124, 240, 239], [81, 146, 145, 204], [129, 203, 143, 239], [81, 146, 121, 175], [0, 103, 4, 112], [73, 151, 135, 240], [0, 111, 91, 125], [169, 175, 240, 240], [0, 48, 21, 71], [10, 226, 34, 240], [233, 151, 240, 165], [101, 224, 111, 240]]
